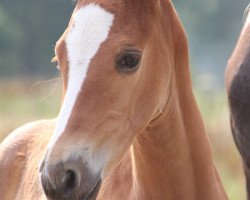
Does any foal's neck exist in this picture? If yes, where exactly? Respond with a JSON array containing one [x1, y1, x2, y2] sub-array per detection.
[[131, 91, 228, 200]]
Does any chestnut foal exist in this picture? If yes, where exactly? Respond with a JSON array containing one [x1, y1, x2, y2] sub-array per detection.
[[226, 5, 250, 199], [0, 1, 228, 200]]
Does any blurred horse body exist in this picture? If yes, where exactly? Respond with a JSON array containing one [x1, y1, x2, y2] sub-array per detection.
[[226, 5, 250, 199], [0, 1, 228, 200]]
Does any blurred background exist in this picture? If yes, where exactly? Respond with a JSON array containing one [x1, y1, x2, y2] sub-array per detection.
[[0, 0, 248, 199]]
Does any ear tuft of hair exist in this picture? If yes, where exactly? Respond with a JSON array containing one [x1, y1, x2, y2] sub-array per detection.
[[51, 56, 58, 63], [244, 3, 250, 23]]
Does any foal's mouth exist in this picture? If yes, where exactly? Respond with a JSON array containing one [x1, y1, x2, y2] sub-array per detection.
[[79, 180, 102, 200]]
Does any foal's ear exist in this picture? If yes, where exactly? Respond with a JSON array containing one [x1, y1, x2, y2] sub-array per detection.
[[156, 0, 171, 8]]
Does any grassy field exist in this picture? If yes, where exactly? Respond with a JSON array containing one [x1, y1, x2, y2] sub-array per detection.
[[195, 90, 246, 199], [0, 79, 246, 199], [0, 79, 62, 141]]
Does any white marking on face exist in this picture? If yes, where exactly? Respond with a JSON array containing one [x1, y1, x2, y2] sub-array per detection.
[[246, 12, 250, 26], [244, 6, 250, 28], [46, 4, 114, 168]]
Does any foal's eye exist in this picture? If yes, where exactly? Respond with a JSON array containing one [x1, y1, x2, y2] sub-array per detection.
[[116, 51, 141, 73]]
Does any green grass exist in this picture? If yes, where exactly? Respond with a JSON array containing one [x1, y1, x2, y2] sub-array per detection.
[[195, 89, 246, 200], [0, 79, 62, 141], [0, 80, 246, 199]]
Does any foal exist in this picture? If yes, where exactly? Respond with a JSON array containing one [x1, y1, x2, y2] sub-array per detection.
[[226, 5, 250, 199], [0, 0, 228, 200]]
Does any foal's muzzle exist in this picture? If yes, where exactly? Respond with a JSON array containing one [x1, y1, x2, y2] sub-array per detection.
[[40, 157, 101, 200]]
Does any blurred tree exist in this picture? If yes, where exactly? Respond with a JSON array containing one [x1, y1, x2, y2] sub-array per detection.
[[0, 0, 249, 86], [0, 0, 73, 78], [173, 0, 249, 87]]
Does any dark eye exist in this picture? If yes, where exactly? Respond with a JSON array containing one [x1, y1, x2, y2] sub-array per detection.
[[116, 50, 141, 73]]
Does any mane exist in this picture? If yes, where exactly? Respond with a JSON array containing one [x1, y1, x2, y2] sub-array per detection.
[[243, 3, 250, 23], [70, 0, 78, 5]]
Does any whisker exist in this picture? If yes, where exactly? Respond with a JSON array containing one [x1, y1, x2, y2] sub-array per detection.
[[39, 81, 61, 102], [30, 77, 62, 92], [29, 76, 62, 102]]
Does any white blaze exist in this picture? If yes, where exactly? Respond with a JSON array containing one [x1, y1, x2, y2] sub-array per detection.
[[245, 6, 250, 27], [47, 4, 114, 151]]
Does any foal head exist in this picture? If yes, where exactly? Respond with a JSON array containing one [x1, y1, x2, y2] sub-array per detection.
[[40, 0, 187, 199]]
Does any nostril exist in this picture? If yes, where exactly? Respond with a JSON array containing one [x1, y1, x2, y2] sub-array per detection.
[[41, 172, 56, 199], [62, 170, 77, 197]]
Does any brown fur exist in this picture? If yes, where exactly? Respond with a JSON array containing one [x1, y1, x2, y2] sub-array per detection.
[[0, 0, 228, 199], [226, 11, 250, 199]]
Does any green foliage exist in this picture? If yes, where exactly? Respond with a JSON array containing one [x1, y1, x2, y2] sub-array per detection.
[[0, 0, 248, 83], [0, 0, 74, 77], [174, 0, 248, 87]]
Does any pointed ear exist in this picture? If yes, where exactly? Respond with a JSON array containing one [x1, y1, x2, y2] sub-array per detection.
[[158, 0, 173, 13], [158, 0, 171, 3]]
